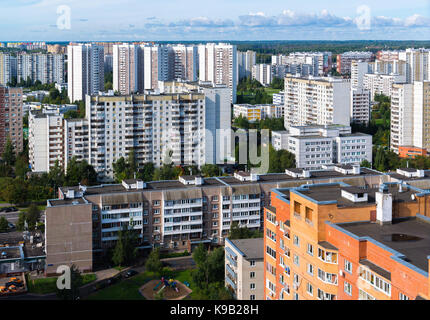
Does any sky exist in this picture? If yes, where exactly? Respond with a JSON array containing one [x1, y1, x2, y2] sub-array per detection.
[[1, 0, 430, 41]]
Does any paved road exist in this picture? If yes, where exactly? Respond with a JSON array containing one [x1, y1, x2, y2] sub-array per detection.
[[161, 256, 195, 270], [0, 211, 20, 225]]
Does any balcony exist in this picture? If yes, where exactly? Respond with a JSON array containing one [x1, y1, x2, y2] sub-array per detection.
[[225, 275, 237, 290]]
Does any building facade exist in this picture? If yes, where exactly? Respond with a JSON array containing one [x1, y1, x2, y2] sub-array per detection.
[[283, 76, 351, 129], [67, 43, 105, 103], [0, 86, 23, 154], [225, 238, 264, 300]]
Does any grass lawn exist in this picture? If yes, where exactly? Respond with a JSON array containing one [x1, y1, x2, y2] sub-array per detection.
[[26, 273, 97, 294], [264, 88, 281, 95], [85, 269, 195, 300]]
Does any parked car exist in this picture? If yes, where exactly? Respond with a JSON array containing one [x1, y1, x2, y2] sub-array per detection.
[[124, 269, 138, 278]]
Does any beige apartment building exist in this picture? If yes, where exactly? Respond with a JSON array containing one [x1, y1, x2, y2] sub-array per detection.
[[391, 81, 430, 154], [225, 238, 264, 300]]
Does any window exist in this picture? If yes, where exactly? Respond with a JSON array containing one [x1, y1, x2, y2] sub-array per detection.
[[307, 264, 314, 276], [250, 260, 256, 267], [250, 272, 255, 279], [344, 259, 352, 274], [266, 246, 276, 259], [344, 281, 352, 296], [293, 254, 300, 266], [293, 235, 300, 247], [293, 293, 299, 300], [359, 289, 375, 300], [250, 295, 255, 300], [307, 282, 313, 296], [307, 243, 314, 256], [399, 293, 409, 300], [359, 267, 391, 296], [250, 283, 255, 290]]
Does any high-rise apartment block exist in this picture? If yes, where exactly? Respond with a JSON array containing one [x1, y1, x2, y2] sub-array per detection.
[[390, 81, 430, 155], [238, 50, 256, 80], [198, 43, 237, 103], [0, 86, 23, 154], [402, 48, 430, 83], [337, 52, 373, 75], [0, 53, 16, 86], [272, 52, 331, 76], [67, 43, 105, 103], [350, 87, 371, 125], [252, 64, 273, 86], [29, 82, 231, 179], [363, 73, 406, 99], [283, 76, 351, 129], [17, 53, 65, 85], [112, 44, 139, 95]]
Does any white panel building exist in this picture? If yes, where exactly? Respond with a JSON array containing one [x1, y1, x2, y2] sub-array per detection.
[[284, 76, 351, 129], [67, 43, 104, 103]]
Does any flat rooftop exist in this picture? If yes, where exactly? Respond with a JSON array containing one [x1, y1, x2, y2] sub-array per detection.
[[228, 238, 264, 260], [294, 183, 418, 207], [339, 217, 430, 272], [58, 168, 383, 197]]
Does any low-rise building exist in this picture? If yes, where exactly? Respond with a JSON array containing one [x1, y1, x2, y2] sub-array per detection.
[[271, 125, 372, 170], [45, 166, 386, 273], [233, 104, 283, 122], [225, 238, 264, 300]]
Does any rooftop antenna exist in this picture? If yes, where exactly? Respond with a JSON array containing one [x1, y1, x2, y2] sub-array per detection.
[[407, 160, 409, 168]]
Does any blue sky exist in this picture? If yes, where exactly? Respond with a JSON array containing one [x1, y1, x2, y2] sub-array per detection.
[[1, 0, 430, 41]]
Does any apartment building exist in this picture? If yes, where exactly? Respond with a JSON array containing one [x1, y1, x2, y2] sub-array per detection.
[[225, 238, 264, 300], [237, 50, 256, 80], [391, 81, 430, 154], [67, 43, 105, 103], [337, 52, 373, 75], [272, 52, 331, 76], [403, 48, 430, 83], [171, 45, 198, 82], [283, 76, 351, 129], [29, 82, 231, 178], [264, 180, 430, 300], [273, 92, 284, 106], [363, 73, 406, 100], [272, 125, 372, 169], [29, 108, 89, 172], [198, 43, 237, 103], [112, 44, 139, 95], [0, 53, 16, 85], [17, 53, 65, 85], [252, 64, 272, 86], [233, 104, 283, 122], [351, 60, 371, 89], [45, 165, 386, 274], [0, 86, 23, 154], [350, 87, 371, 125]]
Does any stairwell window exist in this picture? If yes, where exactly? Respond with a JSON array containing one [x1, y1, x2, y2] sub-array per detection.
[[344, 281, 352, 296]]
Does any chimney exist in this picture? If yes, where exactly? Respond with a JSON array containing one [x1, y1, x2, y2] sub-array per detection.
[[376, 186, 392, 225], [352, 164, 361, 175]]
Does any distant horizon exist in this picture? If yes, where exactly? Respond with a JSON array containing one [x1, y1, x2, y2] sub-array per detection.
[[1, 0, 430, 41]]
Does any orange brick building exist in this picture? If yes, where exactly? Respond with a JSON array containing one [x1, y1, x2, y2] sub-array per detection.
[[264, 181, 430, 300], [398, 146, 427, 159]]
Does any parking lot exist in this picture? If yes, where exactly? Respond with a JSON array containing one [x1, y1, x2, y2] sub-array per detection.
[[0, 274, 26, 295]]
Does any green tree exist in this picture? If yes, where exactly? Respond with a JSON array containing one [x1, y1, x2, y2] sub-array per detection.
[[26, 203, 41, 231], [16, 212, 26, 231], [268, 145, 296, 173], [360, 159, 372, 169], [0, 217, 9, 233], [200, 164, 222, 177], [2, 138, 15, 166], [112, 223, 139, 267], [145, 248, 163, 274], [228, 221, 263, 240]]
